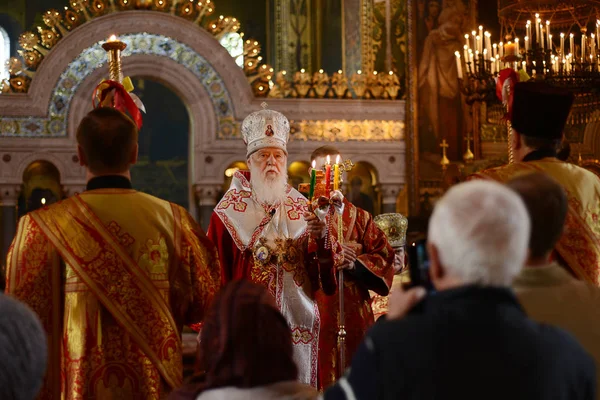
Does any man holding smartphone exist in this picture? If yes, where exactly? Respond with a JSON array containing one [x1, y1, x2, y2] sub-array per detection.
[[324, 180, 595, 400]]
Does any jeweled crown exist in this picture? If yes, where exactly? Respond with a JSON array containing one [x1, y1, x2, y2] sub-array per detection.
[[241, 102, 290, 157], [374, 213, 408, 248]]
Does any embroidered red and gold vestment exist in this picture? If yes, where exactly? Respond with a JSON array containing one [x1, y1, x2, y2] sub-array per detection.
[[315, 199, 394, 389], [6, 189, 220, 400], [470, 158, 600, 285]]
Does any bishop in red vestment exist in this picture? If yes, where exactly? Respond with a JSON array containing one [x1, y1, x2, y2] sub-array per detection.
[[207, 107, 339, 388], [309, 146, 395, 389]]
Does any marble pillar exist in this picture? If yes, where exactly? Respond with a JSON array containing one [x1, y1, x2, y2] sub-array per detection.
[[342, 0, 373, 75], [194, 185, 221, 232], [380, 183, 402, 214]]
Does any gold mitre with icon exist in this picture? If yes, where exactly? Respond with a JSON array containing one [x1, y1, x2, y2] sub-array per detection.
[[374, 213, 408, 248], [242, 102, 290, 157]]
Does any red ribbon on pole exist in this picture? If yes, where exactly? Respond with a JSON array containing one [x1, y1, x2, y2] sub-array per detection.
[[496, 68, 519, 120], [92, 80, 143, 129]]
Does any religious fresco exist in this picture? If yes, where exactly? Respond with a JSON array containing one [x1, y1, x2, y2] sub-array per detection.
[[404, 0, 477, 214], [415, 0, 474, 180], [372, 0, 408, 81]]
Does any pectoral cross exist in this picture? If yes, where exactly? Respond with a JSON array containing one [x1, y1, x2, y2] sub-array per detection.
[[463, 133, 474, 163], [440, 139, 450, 169]]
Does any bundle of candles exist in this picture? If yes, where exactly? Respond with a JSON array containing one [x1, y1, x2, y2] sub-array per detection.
[[455, 17, 600, 79], [308, 155, 342, 202]]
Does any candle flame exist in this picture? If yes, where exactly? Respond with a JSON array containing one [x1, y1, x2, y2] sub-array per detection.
[[108, 34, 117, 42], [312, 160, 316, 168], [41, 198, 46, 205], [326, 155, 331, 164], [336, 155, 341, 164]]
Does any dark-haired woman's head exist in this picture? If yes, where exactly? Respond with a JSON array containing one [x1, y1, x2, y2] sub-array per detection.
[[199, 280, 297, 389]]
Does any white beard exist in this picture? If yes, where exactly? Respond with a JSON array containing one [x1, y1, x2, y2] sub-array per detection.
[[249, 164, 288, 206]]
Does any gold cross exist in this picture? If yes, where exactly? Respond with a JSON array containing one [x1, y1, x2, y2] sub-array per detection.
[[440, 139, 450, 168]]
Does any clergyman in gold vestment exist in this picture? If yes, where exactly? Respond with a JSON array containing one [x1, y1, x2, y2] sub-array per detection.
[[469, 82, 600, 285], [5, 108, 221, 400]]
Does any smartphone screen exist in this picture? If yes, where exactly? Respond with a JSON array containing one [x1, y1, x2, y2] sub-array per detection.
[[407, 239, 434, 291]]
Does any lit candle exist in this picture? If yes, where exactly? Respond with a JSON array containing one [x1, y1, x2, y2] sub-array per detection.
[[468, 50, 474, 73], [546, 21, 551, 49], [570, 33, 575, 56], [483, 48, 488, 61], [476, 35, 482, 54], [309, 160, 316, 201], [526, 21, 531, 42], [478, 25, 484, 53], [333, 155, 341, 191], [548, 34, 552, 52], [540, 24, 545, 49], [597, 20, 600, 48], [107, 34, 118, 42], [325, 155, 332, 196], [515, 38, 520, 56], [455, 51, 463, 78], [463, 44, 469, 63], [485, 32, 492, 56], [525, 36, 529, 52], [493, 43, 498, 59], [560, 33, 565, 56], [499, 42, 504, 59], [464, 34, 470, 49], [472, 30, 477, 51], [591, 34, 596, 59], [521, 60, 526, 70], [535, 16, 541, 44], [490, 57, 496, 74], [582, 34, 586, 62]]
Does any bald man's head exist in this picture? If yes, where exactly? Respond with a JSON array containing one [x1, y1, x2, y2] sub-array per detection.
[[507, 173, 568, 260]]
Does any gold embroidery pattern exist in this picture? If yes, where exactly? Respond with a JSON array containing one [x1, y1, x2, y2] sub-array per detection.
[[106, 221, 135, 250], [138, 237, 169, 277], [217, 189, 252, 212]]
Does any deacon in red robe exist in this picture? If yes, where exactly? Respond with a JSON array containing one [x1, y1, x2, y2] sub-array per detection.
[[308, 146, 395, 389]]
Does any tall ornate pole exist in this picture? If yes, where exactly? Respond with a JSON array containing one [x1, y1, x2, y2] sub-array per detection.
[[336, 211, 346, 377], [336, 158, 353, 378]]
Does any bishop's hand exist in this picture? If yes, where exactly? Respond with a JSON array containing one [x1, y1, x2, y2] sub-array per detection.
[[303, 211, 325, 239], [339, 244, 358, 271]]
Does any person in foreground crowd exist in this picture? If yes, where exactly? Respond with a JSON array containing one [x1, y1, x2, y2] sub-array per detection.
[[307, 146, 394, 387], [371, 213, 409, 319], [170, 280, 318, 400], [324, 180, 596, 400], [509, 172, 600, 399], [0, 293, 47, 400], [6, 107, 220, 399], [208, 106, 335, 388], [469, 82, 600, 285]]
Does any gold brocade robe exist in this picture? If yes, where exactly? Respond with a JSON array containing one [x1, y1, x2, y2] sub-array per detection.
[[469, 158, 600, 285], [6, 189, 220, 400]]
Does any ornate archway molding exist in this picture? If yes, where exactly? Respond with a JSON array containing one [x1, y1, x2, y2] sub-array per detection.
[[0, 10, 406, 216]]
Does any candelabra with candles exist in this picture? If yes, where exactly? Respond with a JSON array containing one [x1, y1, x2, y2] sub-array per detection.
[[456, 16, 600, 164]]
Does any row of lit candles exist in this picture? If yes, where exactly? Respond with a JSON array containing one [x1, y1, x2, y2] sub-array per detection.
[[282, 69, 396, 77], [309, 155, 341, 201], [455, 18, 600, 78]]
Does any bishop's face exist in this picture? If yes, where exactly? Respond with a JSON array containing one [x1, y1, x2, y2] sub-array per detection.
[[249, 148, 287, 180], [394, 246, 406, 274]]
